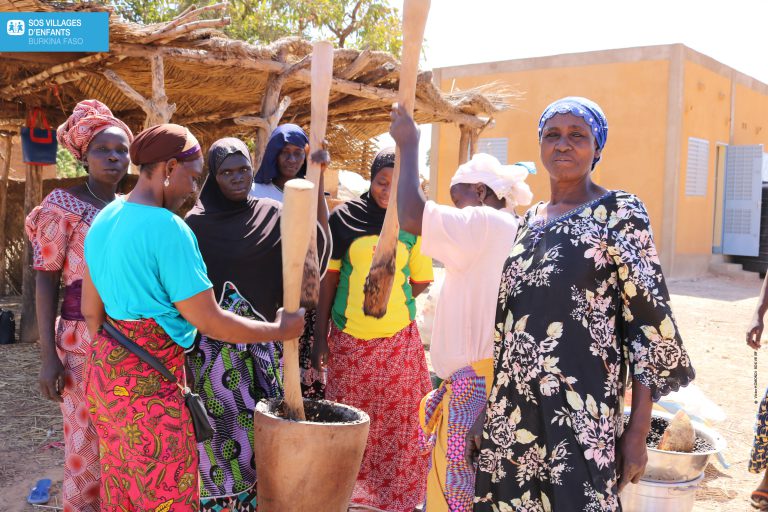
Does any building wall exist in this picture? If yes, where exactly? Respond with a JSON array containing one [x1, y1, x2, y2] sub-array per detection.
[[672, 61, 732, 277], [432, 46, 768, 278], [433, 58, 672, 256], [732, 83, 768, 146]]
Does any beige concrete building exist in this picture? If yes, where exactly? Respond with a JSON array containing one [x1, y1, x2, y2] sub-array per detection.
[[429, 44, 768, 278]]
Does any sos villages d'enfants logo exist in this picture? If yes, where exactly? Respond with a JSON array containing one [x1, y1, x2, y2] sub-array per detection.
[[2, 13, 108, 52]]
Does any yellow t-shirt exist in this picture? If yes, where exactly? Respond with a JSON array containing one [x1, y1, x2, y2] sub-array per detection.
[[329, 231, 433, 340]]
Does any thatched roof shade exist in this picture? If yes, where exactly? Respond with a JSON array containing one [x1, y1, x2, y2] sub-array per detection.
[[0, 0, 510, 174]]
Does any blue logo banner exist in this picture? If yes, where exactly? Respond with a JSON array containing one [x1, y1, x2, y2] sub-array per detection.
[[0, 12, 109, 52]]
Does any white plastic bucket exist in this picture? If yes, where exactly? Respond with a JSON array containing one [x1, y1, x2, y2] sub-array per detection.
[[619, 473, 704, 512]]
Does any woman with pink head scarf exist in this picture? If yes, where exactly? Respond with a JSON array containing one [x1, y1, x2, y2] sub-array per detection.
[[25, 99, 133, 512]]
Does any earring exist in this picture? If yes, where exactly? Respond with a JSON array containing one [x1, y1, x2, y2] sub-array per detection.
[[164, 176, 170, 187]]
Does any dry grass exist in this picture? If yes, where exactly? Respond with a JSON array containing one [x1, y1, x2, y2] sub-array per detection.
[[0, 0, 516, 176]]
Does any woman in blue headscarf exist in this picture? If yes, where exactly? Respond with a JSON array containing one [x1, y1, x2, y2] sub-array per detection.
[[469, 97, 695, 511], [250, 124, 328, 399], [250, 124, 310, 201]]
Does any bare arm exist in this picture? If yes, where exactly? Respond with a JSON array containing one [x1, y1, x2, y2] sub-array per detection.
[[312, 271, 340, 370], [35, 270, 64, 402], [748, 272, 768, 349], [312, 149, 331, 242], [391, 103, 425, 235], [617, 379, 652, 492], [175, 288, 305, 344], [81, 266, 106, 342]]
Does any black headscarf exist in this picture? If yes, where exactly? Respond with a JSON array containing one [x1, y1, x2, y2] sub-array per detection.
[[329, 147, 394, 260], [186, 138, 284, 320]]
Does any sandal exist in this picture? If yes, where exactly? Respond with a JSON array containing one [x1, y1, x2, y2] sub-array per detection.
[[27, 478, 51, 505], [752, 490, 768, 510]]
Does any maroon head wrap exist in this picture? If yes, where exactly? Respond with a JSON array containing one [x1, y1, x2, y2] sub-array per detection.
[[129, 124, 202, 166], [56, 99, 134, 161]]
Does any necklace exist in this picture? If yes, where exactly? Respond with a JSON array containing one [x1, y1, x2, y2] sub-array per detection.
[[85, 181, 111, 207], [272, 182, 284, 192]]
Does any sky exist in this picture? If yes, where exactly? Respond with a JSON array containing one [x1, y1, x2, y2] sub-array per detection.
[[373, 0, 768, 177]]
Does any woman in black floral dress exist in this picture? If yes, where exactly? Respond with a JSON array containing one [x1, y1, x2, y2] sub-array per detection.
[[471, 97, 695, 511]]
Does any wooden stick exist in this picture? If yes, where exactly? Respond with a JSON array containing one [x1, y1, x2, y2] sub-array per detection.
[[143, 2, 228, 43], [152, 18, 231, 45], [0, 135, 11, 294], [301, 41, 334, 309], [108, 43, 488, 128], [281, 179, 316, 421], [363, 0, 430, 318]]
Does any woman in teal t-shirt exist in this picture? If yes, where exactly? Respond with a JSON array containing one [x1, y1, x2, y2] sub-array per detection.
[[81, 124, 305, 511]]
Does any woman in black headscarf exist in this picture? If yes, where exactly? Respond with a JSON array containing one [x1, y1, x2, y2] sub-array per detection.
[[185, 137, 330, 511], [313, 148, 434, 512]]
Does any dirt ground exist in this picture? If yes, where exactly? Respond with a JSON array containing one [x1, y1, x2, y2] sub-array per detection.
[[0, 274, 766, 511]]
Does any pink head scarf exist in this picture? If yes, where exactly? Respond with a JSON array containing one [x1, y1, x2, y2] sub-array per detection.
[[56, 99, 134, 162]]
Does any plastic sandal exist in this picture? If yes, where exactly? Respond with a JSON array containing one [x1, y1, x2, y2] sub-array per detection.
[[27, 478, 51, 505]]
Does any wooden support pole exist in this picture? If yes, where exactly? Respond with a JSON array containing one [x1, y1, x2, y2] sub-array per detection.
[[147, 55, 176, 126], [103, 56, 175, 128], [251, 75, 290, 171], [458, 125, 470, 165], [110, 44, 285, 74], [21, 164, 43, 343], [469, 128, 479, 159], [0, 135, 12, 294]]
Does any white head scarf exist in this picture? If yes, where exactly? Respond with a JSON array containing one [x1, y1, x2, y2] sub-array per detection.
[[450, 153, 534, 207]]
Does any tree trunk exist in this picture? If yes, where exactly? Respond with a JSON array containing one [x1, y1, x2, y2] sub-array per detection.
[[0, 135, 12, 295], [21, 164, 43, 343]]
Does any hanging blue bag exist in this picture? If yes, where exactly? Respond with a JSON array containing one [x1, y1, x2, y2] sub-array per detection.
[[21, 108, 57, 165]]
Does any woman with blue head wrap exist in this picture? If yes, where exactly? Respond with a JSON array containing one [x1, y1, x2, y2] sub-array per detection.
[[471, 97, 694, 511], [250, 124, 310, 201]]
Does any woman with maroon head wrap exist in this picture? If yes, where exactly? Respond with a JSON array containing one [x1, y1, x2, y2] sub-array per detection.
[[24, 99, 133, 512], [79, 123, 307, 510]]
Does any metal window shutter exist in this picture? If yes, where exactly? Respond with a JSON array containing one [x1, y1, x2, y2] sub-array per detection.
[[685, 137, 709, 197], [476, 138, 508, 164], [722, 144, 763, 256]]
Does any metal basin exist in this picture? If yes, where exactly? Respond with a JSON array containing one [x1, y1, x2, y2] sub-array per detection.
[[619, 473, 703, 512], [624, 408, 725, 482]]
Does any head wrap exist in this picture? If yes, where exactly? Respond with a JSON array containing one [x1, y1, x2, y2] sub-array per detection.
[[186, 135, 330, 322], [254, 124, 309, 184], [195, 137, 253, 213], [450, 153, 534, 207], [56, 99, 134, 162], [129, 123, 202, 166], [538, 96, 608, 169], [370, 147, 396, 180], [207, 137, 251, 178]]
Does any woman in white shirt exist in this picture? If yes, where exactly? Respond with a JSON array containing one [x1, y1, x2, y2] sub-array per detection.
[[391, 104, 533, 512]]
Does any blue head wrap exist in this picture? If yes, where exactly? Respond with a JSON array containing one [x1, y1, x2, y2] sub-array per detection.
[[538, 96, 608, 169], [254, 124, 309, 184]]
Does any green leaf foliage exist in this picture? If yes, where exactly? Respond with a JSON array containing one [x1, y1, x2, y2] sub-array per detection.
[[56, 146, 87, 178], [108, 0, 402, 54]]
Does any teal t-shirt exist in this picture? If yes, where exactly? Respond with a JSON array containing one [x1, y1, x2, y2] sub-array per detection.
[[84, 199, 213, 348]]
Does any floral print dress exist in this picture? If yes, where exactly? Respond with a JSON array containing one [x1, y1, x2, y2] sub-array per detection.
[[474, 191, 695, 512]]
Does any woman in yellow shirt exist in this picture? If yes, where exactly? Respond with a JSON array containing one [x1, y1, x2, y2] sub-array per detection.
[[314, 147, 433, 512]]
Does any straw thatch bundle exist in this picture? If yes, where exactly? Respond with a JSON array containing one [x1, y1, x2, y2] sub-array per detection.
[[0, 0, 512, 174]]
